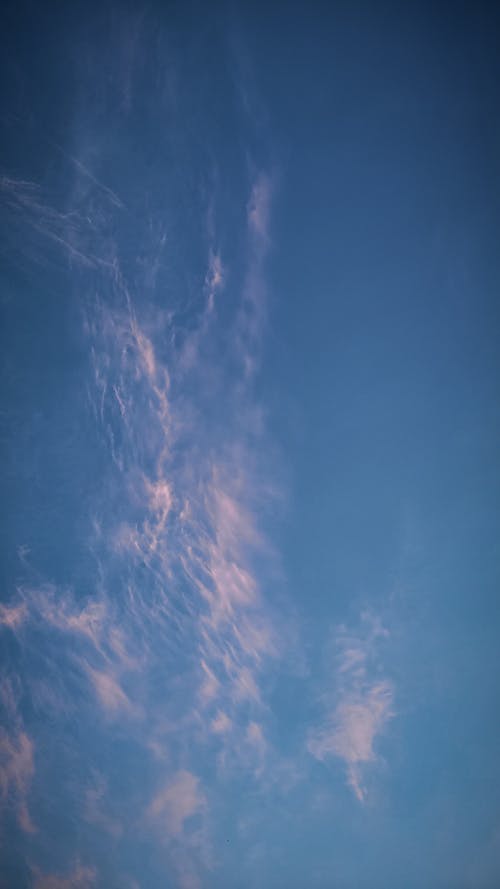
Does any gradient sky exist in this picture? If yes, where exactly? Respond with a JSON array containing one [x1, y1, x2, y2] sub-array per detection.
[[1, 3, 500, 888]]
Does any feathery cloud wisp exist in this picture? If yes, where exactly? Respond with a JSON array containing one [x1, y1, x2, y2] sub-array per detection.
[[308, 614, 394, 802]]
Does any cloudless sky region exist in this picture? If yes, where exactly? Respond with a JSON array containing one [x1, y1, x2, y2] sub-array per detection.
[[1, 2, 499, 887]]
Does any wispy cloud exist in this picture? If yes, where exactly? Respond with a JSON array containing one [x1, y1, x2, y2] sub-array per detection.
[[178, 250, 225, 374], [148, 769, 206, 838], [1, 22, 292, 876], [32, 861, 96, 889], [0, 728, 36, 833], [80, 167, 283, 760], [83, 771, 123, 838], [148, 770, 210, 889], [308, 614, 394, 802], [210, 710, 232, 735], [236, 173, 274, 379], [28, 586, 106, 649], [0, 675, 36, 833], [0, 601, 27, 629], [1, 164, 286, 881], [85, 666, 138, 718], [0, 175, 109, 270], [247, 174, 272, 242]]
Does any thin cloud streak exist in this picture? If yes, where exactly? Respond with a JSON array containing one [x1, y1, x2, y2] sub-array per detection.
[[32, 862, 96, 889], [0, 673, 36, 834], [0, 729, 36, 833]]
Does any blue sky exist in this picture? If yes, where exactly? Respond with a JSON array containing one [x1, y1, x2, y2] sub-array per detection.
[[1, 3, 500, 887]]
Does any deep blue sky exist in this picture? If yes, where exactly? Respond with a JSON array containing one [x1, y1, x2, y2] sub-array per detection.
[[1, 3, 500, 887]]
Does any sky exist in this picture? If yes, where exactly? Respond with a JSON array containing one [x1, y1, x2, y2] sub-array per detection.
[[1, 2, 500, 887]]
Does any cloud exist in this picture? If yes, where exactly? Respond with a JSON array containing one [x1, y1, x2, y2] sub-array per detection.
[[31, 588, 106, 650], [0, 728, 36, 832], [32, 862, 96, 889], [146, 769, 213, 889], [148, 770, 206, 839], [247, 175, 272, 243], [3, 150, 283, 882], [184, 460, 279, 721], [1, 8, 297, 880], [308, 614, 394, 802], [206, 251, 224, 299], [178, 250, 225, 373], [231, 665, 261, 704], [19, 584, 142, 677], [0, 175, 107, 270], [83, 771, 122, 838], [210, 710, 232, 734], [86, 666, 137, 718], [236, 173, 275, 379], [246, 720, 265, 748], [148, 770, 211, 889], [199, 659, 220, 704], [245, 721, 267, 775], [308, 681, 393, 802], [0, 674, 35, 832], [0, 601, 27, 629]]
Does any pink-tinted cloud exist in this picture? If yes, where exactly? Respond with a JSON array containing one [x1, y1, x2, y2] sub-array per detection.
[[247, 175, 272, 243], [32, 861, 96, 889], [188, 462, 279, 718], [148, 769, 206, 838], [178, 250, 225, 373], [210, 710, 232, 734], [245, 721, 267, 775], [0, 175, 109, 270], [148, 769, 211, 889], [198, 659, 219, 704], [308, 614, 395, 802], [206, 251, 224, 301], [4, 166, 286, 878], [83, 771, 123, 838], [308, 680, 393, 802], [86, 666, 137, 718], [0, 602, 27, 629], [0, 728, 36, 832]]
